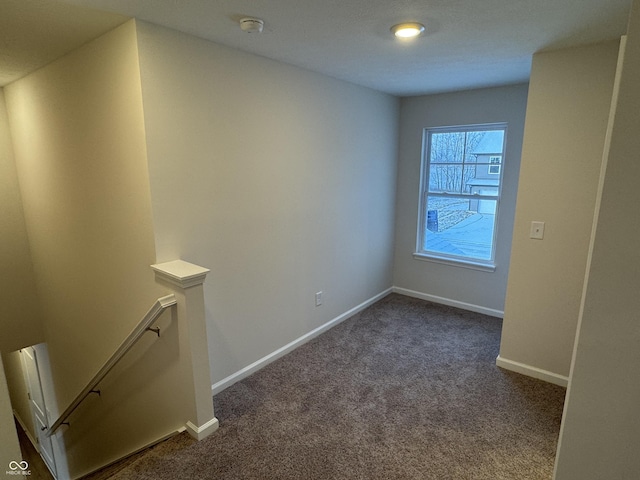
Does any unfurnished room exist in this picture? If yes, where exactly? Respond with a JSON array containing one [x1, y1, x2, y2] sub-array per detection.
[[1, 1, 639, 479]]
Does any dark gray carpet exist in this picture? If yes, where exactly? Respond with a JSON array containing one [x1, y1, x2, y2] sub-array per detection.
[[85, 293, 566, 479]]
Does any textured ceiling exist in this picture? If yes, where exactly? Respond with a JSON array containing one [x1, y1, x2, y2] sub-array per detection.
[[1, 0, 633, 96]]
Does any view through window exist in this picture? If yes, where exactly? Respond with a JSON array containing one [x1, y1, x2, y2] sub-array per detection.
[[417, 124, 507, 266]]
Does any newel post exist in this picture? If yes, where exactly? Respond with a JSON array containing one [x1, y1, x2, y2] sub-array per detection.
[[151, 260, 219, 440]]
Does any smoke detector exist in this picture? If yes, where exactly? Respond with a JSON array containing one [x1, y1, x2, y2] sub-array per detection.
[[239, 17, 264, 33]]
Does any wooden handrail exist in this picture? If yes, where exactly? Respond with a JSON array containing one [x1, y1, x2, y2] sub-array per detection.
[[47, 294, 177, 436]]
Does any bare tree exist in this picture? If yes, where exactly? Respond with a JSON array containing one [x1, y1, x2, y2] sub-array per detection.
[[429, 131, 486, 193]]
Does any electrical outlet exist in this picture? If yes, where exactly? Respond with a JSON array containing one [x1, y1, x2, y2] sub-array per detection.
[[315, 291, 323, 307], [530, 221, 545, 240]]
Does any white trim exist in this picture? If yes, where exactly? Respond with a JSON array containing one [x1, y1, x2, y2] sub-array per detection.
[[211, 288, 393, 395], [392, 286, 504, 318], [412, 252, 497, 272], [151, 260, 210, 288], [496, 355, 568, 387], [418, 124, 507, 269], [185, 417, 219, 441]]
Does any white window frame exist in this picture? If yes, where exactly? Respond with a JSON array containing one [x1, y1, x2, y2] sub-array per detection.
[[414, 123, 507, 271]]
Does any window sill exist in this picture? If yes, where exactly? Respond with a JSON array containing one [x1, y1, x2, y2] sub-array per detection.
[[412, 252, 496, 272]]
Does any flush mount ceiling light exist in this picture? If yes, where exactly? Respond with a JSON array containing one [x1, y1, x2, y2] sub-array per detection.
[[239, 17, 264, 33], [391, 22, 425, 39]]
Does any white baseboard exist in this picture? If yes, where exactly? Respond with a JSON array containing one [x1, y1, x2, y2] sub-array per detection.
[[211, 288, 393, 395], [392, 286, 504, 318], [185, 417, 219, 441], [496, 355, 568, 387]]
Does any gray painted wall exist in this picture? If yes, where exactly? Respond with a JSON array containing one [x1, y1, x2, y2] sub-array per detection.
[[135, 22, 400, 386], [393, 84, 529, 314]]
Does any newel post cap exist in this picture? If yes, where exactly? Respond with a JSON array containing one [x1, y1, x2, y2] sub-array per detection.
[[151, 260, 210, 289]]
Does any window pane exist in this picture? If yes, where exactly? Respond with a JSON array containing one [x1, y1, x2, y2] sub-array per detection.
[[420, 124, 506, 266], [469, 129, 504, 156], [429, 132, 465, 163], [423, 196, 496, 261], [462, 165, 477, 193], [428, 164, 464, 193], [467, 161, 500, 192]]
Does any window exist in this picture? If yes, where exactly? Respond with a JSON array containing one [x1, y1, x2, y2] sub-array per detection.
[[416, 124, 507, 269], [488, 156, 501, 175]]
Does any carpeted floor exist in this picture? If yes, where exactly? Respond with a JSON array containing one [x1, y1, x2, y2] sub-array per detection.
[[84, 293, 566, 479]]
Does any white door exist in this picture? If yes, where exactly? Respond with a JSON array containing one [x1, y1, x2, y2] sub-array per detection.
[[22, 346, 58, 478]]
